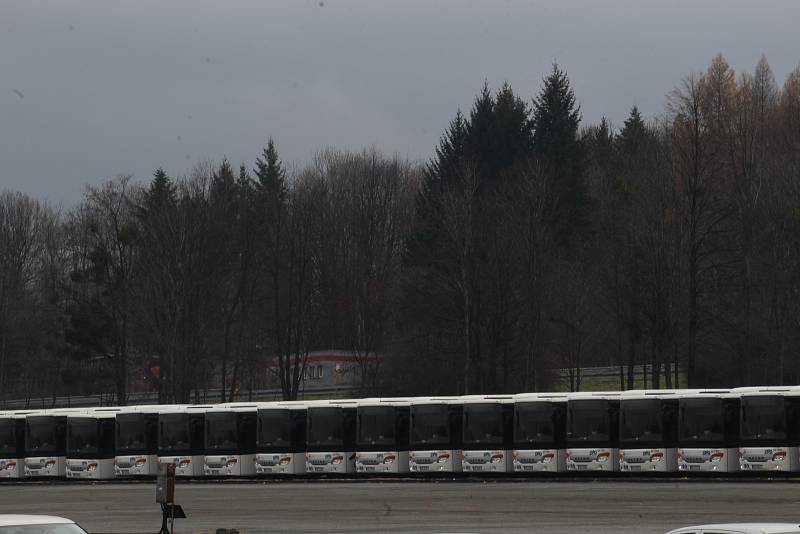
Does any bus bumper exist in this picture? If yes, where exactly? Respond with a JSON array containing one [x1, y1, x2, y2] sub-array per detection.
[[158, 455, 202, 477], [356, 451, 409, 473], [409, 450, 461, 473], [462, 450, 510, 473], [566, 448, 618, 472], [114, 455, 157, 476], [255, 452, 304, 475], [678, 448, 735, 472], [306, 452, 355, 474], [24, 456, 64, 477], [205, 454, 244, 476], [512, 449, 563, 472], [620, 448, 673, 472], [66, 458, 110, 479], [739, 447, 794, 472], [0, 458, 21, 478]]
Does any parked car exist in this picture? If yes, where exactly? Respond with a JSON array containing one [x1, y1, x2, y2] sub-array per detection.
[[0, 516, 88, 534]]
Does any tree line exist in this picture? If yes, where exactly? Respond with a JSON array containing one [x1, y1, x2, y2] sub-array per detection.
[[1, 54, 799, 404]]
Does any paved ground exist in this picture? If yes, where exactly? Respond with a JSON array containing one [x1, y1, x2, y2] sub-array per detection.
[[2, 480, 800, 534]]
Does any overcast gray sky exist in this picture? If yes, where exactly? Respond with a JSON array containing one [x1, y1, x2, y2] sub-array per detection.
[[2, 0, 798, 205]]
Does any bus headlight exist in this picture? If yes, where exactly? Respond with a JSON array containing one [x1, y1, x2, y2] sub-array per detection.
[[773, 451, 786, 462], [596, 452, 610, 462]]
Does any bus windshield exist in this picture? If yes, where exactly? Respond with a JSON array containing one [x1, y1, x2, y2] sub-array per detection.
[[258, 410, 294, 451], [410, 405, 451, 448], [25, 417, 64, 456], [568, 400, 614, 446], [307, 408, 345, 450], [205, 413, 238, 451], [679, 398, 725, 444], [514, 402, 559, 448], [67, 418, 100, 456], [0, 419, 20, 456], [741, 396, 786, 443], [116, 413, 149, 454], [620, 399, 663, 446], [463, 404, 505, 447], [159, 414, 191, 453], [358, 407, 396, 448]]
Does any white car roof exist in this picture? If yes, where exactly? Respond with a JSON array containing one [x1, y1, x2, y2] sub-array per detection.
[[0, 515, 76, 527], [666, 523, 800, 534]]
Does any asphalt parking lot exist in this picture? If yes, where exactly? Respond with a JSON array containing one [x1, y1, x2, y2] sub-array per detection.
[[2, 480, 800, 534]]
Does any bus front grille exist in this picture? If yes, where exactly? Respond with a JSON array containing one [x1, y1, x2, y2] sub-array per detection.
[[623, 456, 646, 464]]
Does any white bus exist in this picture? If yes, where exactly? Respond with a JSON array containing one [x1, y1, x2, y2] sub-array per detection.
[[66, 408, 121, 479], [566, 392, 620, 472], [305, 400, 358, 474], [114, 406, 165, 477], [203, 403, 261, 476], [254, 401, 311, 475], [355, 398, 411, 474], [408, 397, 463, 473], [512, 393, 569, 473], [461, 395, 514, 473], [677, 389, 739, 472], [158, 405, 212, 477], [24, 409, 84, 477], [619, 390, 680, 473], [0, 410, 41, 479], [0, 410, 41, 478], [736, 386, 800, 472]]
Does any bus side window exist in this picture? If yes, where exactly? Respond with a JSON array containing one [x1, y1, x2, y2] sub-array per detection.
[[146, 415, 158, 450], [292, 411, 307, 449], [450, 406, 463, 449], [101, 419, 115, 456], [609, 401, 620, 445], [724, 399, 740, 442], [397, 407, 410, 447], [239, 413, 257, 454], [190, 415, 204, 449], [343, 409, 357, 451], [787, 398, 800, 445], [502, 405, 514, 450]]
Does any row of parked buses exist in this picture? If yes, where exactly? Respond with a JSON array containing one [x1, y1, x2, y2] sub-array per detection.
[[0, 386, 797, 479]]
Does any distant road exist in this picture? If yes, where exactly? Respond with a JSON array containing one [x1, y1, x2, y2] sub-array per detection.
[[1, 480, 799, 534]]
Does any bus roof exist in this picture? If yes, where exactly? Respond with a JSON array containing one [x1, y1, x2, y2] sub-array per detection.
[[676, 389, 735, 399], [513, 392, 569, 402], [461, 394, 514, 404], [732, 386, 800, 397]]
